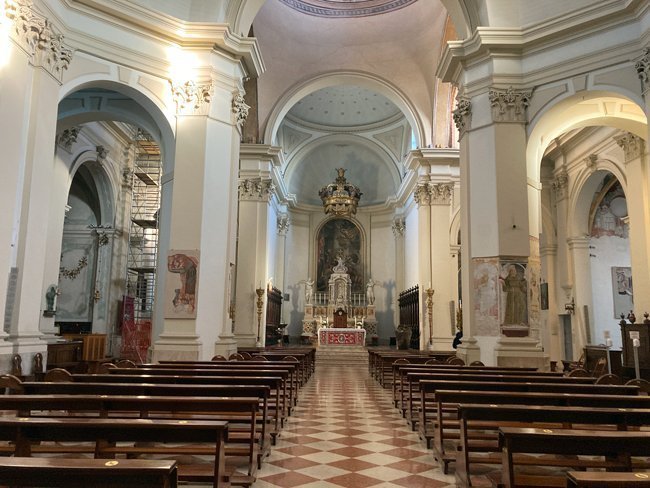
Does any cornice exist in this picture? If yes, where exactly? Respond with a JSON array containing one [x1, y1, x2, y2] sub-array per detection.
[[404, 148, 460, 173], [437, 0, 646, 85], [283, 111, 406, 134], [59, 0, 265, 78]]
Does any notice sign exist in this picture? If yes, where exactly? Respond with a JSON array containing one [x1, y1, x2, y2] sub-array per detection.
[[629, 331, 640, 340]]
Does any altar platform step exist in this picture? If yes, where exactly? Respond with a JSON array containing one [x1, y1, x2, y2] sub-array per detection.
[[315, 346, 369, 366]]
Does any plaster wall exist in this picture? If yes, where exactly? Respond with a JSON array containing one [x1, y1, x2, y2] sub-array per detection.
[[370, 218, 396, 340], [284, 212, 309, 338], [403, 205, 419, 288]]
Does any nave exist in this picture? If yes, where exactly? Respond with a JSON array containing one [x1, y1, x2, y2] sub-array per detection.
[[253, 365, 455, 488]]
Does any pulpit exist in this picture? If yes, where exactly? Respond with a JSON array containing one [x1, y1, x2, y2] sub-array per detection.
[[333, 308, 347, 328]]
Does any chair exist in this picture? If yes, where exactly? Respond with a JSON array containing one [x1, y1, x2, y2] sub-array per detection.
[[44, 368, 73, 382], [239, 351, 253, 360], [447, 357, 465, 366], [115, 359, 137, 368], [425, 359, 441, 365], [251, 355, 268, 361], [211, 355, 227, 361], [595, 373, 622, 385], [469, 360, 485, 366], [393, 358, 410, 365], [567, 368, 590, 377], [591, 357, 607, 377], [282, 356, 299, 362], [228, 353, 245, 361], [625, 378, 650, 394]]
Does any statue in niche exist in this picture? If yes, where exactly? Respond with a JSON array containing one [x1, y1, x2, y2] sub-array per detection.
[[499, 265, 528, 325]]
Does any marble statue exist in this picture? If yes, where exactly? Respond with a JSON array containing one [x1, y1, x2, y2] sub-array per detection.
[[366, 278, 376, 305], [304, 278, 314, 305]]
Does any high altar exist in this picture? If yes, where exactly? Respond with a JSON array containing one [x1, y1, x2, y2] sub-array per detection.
[[302, 258, 377, 344]]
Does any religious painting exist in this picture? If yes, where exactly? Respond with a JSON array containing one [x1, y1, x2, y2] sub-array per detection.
[[472, 258, 500, 336], [499, 261, 528, 327], [164, 250, 200, 319], [316, 218, 363, 292], [611, 266, 633, 319], [590, 179, 628, 239]]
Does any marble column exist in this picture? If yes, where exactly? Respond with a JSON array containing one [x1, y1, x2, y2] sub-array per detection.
[[276, 212, 290, 328], [566, 236, 594, 357], [392, 216, 406, 331]]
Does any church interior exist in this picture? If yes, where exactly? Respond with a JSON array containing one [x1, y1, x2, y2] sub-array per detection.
[[0, 0, 650, 486]]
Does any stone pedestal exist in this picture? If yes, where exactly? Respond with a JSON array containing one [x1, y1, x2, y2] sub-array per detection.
[[494, 336, 550, 371]]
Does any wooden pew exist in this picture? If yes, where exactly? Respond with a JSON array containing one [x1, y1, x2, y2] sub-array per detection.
[[416, 380, 640, 452], [567, 471, 650, 487], [404, 373, 598, 430], [0, 457, 178, 488], [454, 404, 650, 487], [372, 352, 457, 386], [431, 390, 650, 478], [497, 428, 650, 488], [0, 394, 260, 485], [0, 416, 230, 488]]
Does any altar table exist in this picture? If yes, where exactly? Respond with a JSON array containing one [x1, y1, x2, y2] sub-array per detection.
[[318, 328, 366, 347]]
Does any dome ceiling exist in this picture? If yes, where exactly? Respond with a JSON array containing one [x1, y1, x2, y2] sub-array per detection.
[[278, 0, 420, 18], [287, 86, 402, 129]]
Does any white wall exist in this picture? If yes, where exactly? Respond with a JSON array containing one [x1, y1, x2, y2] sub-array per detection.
[[403, 204, 420, 288], [370, 217, 396, 339], [284, 212, 309, 338]]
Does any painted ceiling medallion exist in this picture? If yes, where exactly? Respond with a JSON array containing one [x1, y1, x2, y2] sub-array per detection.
[[279, 0, 419, 18]]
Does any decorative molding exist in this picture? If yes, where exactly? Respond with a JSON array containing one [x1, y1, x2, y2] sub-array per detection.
[[5, 0, 73, 82], [56, 126, 81, 151], [391, 216, 405, 238], [238, 177, 275, 202], [614, 132, 644, 162], [489, 86, 532, 123], [277, 212, 290, 236], [636, 47, 650, 91], [552, 169, 569, 201], [278, 0, 418, 18], [414, 182, 453, 207], [452, 97, 471, 138], [59, 256, 88, 280], [170, 80, 213, 115], [232, 91, 250, 128], [585, 153, 598, 172]]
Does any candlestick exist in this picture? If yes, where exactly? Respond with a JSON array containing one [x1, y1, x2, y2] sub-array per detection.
[[426, 288, 435, 351], [255, 287, 264, 348]]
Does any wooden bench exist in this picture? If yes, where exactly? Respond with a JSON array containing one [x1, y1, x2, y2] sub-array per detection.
[[496, 428, 650, 488], [454, 404, 650, 487], [430, 389, 650, 479], [417, 380, 640, 451], [566, 471, 650, 487], [0, 416, 230, 487], [0, 457, 178, 487]]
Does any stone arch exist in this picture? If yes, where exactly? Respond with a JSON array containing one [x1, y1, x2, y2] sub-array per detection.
[[68, 150, 117, 227], [58, 77, 176, 173], [263, 71, 426, 150]]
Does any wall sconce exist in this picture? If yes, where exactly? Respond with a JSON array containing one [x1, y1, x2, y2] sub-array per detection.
[[564, 297, 575, 314]]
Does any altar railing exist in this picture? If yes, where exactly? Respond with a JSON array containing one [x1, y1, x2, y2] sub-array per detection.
[[313, 292, 366, 307]]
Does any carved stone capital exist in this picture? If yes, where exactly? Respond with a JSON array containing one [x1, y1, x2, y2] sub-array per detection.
[[413, 184, 430, 207], [232, 91, 250, 128], [56, 126, 81, 151], [96, 145, 108, 164], [277, 212, 290, 235], [5, 0, 73, 82], [615, 132, 645, 162], [392, 216, 405, 238], [552, 170, 568, 201], [170, 80, 213, 115], [429, 182, 453, 205], [636, 47, 650, 91], [238, 177, 275, 202], [452, 97, 471, 138], [489, 86, 532, 123]]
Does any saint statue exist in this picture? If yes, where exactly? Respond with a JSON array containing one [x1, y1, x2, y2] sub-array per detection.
[[45, 285, 58, 312], [499, 265, 527, 325], [366, 278, 376, 305], [304, 278, 314, 305]]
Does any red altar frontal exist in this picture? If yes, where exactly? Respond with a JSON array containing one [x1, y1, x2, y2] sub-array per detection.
[[318, 328, 366, 346]]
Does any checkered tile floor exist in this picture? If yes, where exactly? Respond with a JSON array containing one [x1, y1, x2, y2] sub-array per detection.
[[253, 365, 455, 487]]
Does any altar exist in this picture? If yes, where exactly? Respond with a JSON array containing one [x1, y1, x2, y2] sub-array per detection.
[[319, 327, 366, 347]]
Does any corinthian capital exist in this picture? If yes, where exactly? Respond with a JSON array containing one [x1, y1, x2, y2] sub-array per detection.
[[277, 212, 290, 235], [614, 132, 645, 162], [232, 91, 250, 128], [392, 216, 405, 238], [5, 0, 73, 82], [489, 86, 532, 123], [552, 169, 568, 201], [430, 183, 453, 205], [452, 97, 471, 138], [413, 184, 430, 207], [238, 177, 275, 202], [170, 80, 213, 115], [636, 47, 650, 91]]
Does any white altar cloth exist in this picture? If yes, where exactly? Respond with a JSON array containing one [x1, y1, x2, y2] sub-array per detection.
[[318, 327, 366, 346]]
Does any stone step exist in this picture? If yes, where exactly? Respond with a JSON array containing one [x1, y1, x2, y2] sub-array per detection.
[[315, 346, 369, 366]]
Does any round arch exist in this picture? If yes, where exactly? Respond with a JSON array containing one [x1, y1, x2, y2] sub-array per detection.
[[68, 149, 118, 226], [263, 71, 426, 150], [58, 78, 176, 173], [526, 91, 646, 183]]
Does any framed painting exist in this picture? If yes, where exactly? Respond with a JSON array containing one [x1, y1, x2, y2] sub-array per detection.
[[164, 250, 200, 319], [611, 266, 633, 319]]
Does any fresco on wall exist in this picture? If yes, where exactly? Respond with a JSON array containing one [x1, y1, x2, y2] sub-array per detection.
[[499, 261, 528, 327], [591, 181, 628, 238], [316, 218, 363, 292], [472, 258, 500, 336], [57, 240, 96, 322], [527, 237, 541, 330], [164, 250, 200, 319], [611, 266, 633, 319]]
